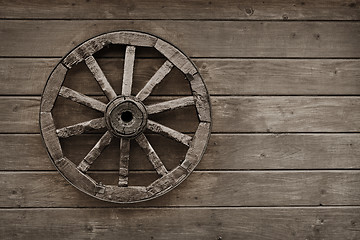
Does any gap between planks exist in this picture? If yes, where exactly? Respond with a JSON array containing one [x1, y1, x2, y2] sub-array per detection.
[[0, 206, 359, 210], [2, 56, 360, 59], [1, 170, 360, 173], [1, 18, 360, 22]]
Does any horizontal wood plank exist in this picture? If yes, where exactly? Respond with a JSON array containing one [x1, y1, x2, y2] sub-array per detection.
[[1, 96, 359, 133], [1, 21, 359, 57], [0, 171, 360, 207], [2, 58, 360, 96], [1, 134, 359, 170], [1, 207, 359, 240], [1, 0, 359, 20]]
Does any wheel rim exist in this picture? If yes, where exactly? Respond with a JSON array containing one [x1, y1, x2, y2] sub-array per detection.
[[39, 30, 212, 203]]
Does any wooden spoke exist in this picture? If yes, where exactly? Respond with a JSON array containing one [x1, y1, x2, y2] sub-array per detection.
[[136, 60, 173, 101], [135, 133, 168, 176], [147, 120, 192, 147], [59, 86, 106, 112], [146, 96, 195, 115], [85, 56, 117, 100], [56, 117, 106, 138], [122, 46, 136, 96], [77, 131, 113, 173], [118, 138, 130, 187]]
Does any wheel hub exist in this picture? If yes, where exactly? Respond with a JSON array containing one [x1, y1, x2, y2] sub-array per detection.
[[105, 96, 147, 138]]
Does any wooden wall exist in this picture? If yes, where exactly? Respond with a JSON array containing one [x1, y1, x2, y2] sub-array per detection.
[[1, 1, 360, 239]]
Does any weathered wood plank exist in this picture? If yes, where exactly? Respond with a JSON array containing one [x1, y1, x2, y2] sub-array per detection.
[[1, 21, 359, 57], [210, 97, 360, 133], [1, 171, 360, 207], [2, 96, 359, 133], [1, 207, 360, 239], [1, 207, 359, 240], [2, 58, 360, 96], [1, 0, 359, 20], [1, 134, 359, 171]]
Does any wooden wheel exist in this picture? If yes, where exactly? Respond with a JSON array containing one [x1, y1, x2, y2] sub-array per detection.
[[40, 31, 211, 203]]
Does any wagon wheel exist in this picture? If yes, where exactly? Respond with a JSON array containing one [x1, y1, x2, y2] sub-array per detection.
[[40, 31, 211, 203]]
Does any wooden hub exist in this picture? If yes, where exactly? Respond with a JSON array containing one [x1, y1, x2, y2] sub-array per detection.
[[105, 96, 147, 138]]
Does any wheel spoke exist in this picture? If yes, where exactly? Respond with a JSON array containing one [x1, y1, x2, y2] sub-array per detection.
[[77, 131, 113, 173], [56, 117, 106, 138], [122, 46, 136, 96], [147, 120, 192, 146], [118, 138, 130, 187], [59, 86, 106, 112], [136, 60, 173, 101], [146, 96, 194, 115], [85, 55, 117, 100], [135, 133, 168, 176]]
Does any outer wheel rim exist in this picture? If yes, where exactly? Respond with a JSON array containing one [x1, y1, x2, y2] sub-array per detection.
[[39, 30, 212, 203]]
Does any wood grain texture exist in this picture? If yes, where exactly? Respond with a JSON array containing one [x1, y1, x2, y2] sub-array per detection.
[[1, 171, 360, 207], [3, 58, 360, 96], [1, 134, 359, 171], [1, 21, 359, 58], [187, 73, 211, 122], [121, 45, 136, 96], [1, 1, 360, 238], [2, 96, 359, 133], [40, 63, 67, 112], [0, 207, 359, 240], [118, 138, 130, 186], [1, 0, 359, 20], [39, 112, 63, 161], [210, 97, 360, 133]]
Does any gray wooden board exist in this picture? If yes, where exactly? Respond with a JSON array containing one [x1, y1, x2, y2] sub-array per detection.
[[1, 171, 360, 207], [1, 21, 359, 57], [1, 0, 359, 20], [1, 134, 359, 171], [2, 58, 360, 96], [2, 96, 359, 133], [0, 207, 359, 240]]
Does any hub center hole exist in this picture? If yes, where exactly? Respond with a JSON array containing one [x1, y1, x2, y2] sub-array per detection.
[[121, 111, 133, 123]]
